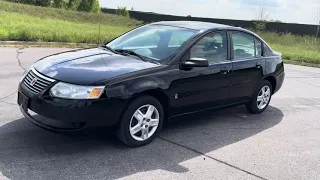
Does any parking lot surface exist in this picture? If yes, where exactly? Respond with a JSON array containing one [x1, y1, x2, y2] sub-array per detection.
[[0, 48, 320, 180]]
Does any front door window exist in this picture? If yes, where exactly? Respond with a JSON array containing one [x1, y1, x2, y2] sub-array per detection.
[[190, 31, 228, 65]]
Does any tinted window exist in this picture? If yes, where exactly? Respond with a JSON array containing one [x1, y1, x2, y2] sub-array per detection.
[[107, 25, 198, 61], [255, 38, 263, 57], [231, 31, 255, 59], [169, 30, 195, 47], [190, 31, 228, 64], [120, 33, 160, 48]]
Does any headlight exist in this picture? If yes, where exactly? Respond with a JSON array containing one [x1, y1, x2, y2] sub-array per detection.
[[50, 82, 105, 99]]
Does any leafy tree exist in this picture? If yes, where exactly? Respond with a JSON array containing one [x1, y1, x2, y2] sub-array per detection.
[[23, 0, 36, 4], [53, 0, 66, 8], [78, 0, 100, 12], [67, 0, 80, 10], [91, 0, 100, 12], [254, 0, 269, 30], [116, 7, 129, 17], [77, 0, 89, 11], [269, 19, 283, 23], [5, 0, 36, 4], [35, 0, 51, 6], [26, 0, 36, 4]]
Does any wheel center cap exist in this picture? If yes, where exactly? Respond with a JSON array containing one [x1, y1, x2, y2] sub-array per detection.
[[142, 118, 149, 125]]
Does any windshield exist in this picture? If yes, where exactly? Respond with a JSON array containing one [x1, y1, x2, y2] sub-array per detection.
[[107, 24, 198, 62]]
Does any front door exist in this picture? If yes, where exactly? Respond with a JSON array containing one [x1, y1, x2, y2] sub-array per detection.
[[170, 31, 232, 116]]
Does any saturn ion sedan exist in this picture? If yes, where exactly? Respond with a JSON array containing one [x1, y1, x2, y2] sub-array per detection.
[[18, 21, 285, 147]]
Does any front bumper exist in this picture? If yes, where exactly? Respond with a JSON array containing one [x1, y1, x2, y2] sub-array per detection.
[[18, 82, 127, 131]]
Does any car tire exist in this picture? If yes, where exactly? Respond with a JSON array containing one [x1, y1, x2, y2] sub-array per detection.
[[117, 95, 164, 147], [246, 80, 272, 114]]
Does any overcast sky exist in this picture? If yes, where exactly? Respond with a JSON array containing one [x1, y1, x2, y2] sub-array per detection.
[[99, 0, 320, 25]]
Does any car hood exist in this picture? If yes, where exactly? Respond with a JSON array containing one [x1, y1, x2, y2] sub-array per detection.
[[33, 48, 159, 85]]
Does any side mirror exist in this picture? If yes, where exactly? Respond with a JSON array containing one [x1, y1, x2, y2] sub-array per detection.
[[181, 58, 209, 68]]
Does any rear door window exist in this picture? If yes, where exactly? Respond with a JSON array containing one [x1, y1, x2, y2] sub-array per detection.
[[231, 31, 255, 60]]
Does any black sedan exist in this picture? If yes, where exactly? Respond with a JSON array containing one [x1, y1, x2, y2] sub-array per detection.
[[18, 21, 285, 147]]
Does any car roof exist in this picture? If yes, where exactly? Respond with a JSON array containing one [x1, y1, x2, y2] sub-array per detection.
[[151, 21, 242, 31], [151, 21, 273, 52]]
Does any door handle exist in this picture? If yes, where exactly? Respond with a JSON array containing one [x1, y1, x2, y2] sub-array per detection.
[[220, 67, 229, 74]]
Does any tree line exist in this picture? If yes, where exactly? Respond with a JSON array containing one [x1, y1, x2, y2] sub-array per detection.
[[5, 0, 100, 12]]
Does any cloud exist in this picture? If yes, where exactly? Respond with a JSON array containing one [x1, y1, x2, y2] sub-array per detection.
[[99, 0, 319, 24], [234, 0, 278, 7]]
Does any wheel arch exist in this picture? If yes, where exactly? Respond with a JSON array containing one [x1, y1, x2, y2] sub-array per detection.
[[125, 88, 171, 122], [263, 75, 277, 94]]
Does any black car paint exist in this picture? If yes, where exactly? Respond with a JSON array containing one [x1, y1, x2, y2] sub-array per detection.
[[18, 21, 285, 131], [102, 27, 284, 116], [34, 48, 159, 85]]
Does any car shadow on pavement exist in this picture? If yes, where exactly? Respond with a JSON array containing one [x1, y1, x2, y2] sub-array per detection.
[[0, 105, 283, 180]]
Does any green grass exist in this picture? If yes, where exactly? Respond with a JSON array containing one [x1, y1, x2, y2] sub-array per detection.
[[0, 1, 142, 27], [0, 1, 319, 64], [255, 31, 320, 64], [0, 11, 133, 43], [269, 44, 320, 64], [0, 0, 141, 43]]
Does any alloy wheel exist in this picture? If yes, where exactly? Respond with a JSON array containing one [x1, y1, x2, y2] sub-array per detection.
[[257, 85, 271, 110], [129, 104, 160, 141]]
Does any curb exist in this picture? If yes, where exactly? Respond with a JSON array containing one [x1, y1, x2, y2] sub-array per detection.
[[0, 41, 98, 48], [283, 60, 320, 68]]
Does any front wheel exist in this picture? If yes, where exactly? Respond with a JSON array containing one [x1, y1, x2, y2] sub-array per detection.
[[246, 80, 272, 114], [117, 95, 163, 147]]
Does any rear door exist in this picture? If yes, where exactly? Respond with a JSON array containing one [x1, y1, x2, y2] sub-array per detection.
[[227, 31, 265, 103]]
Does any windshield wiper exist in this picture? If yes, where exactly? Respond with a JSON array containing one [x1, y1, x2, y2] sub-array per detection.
[[101, 48, 159, 64], [100, 45, 118, 54], [114, 49, 146, 61]]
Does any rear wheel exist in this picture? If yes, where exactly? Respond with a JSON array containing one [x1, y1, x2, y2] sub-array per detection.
[[117, 95, 163, 147], [246, 80, 272, 114]]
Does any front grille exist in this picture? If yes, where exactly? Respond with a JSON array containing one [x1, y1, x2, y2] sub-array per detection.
[[23, 68, 55, 94]]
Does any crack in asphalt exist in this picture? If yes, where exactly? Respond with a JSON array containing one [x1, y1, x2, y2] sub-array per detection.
[[0, 48, 25, 102], [0, 90, 17, 101], [0, 90, 17, 106], [0, 99, 16, 106], [16, 47, 26, 71], [158, 137, 268, 180]]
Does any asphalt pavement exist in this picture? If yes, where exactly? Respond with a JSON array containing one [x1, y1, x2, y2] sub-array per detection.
[[0, 48, 320, 180]]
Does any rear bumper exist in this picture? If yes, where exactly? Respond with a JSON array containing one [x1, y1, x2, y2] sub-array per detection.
[[274, 72, 285, 94], [18, 83, 128, 131]]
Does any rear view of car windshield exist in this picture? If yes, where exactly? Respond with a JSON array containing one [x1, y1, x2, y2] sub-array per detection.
[[107, 25, 198, 61]]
